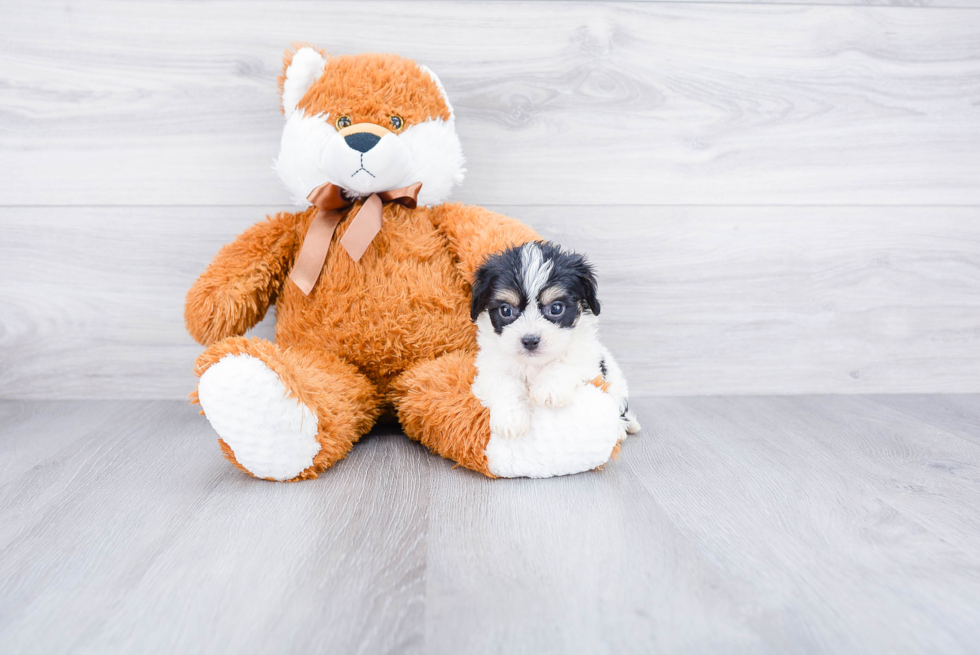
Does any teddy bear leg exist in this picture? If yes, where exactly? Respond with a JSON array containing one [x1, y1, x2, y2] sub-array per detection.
[[194, 337, 381, 481], [391, 352, 626, 479], [389, 352, 496, 477]]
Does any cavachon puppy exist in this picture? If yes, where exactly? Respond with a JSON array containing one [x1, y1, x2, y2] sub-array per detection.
[[470, 242, 641, 478]]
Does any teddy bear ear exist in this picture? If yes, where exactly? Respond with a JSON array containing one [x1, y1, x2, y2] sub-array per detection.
[[279, 46, 326, 117], [418, 64, 454, 117]]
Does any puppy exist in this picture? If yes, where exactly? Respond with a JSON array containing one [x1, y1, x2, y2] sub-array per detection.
[[470, 241, 641, 444]]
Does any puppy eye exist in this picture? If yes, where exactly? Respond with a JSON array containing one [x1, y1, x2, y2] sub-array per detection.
[[498, 304, 514, 318], [549, 302, 564, 316], [389, 115, 404, 131], [335, 115, 352, 130]]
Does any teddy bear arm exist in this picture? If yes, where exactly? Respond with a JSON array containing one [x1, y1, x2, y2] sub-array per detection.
[[430, 203, 540, 282], [184, 212, 300, 346]]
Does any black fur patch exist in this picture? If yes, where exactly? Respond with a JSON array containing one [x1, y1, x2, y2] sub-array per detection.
[[470, 241, 601, 332], [470, 246, 526, 322], [535, 242, 600, 316]]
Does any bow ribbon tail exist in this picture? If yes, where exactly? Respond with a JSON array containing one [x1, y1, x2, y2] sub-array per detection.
[[340, 194, 384, 263], [288, 181, 423, 296], [289, 207, 344, 295]]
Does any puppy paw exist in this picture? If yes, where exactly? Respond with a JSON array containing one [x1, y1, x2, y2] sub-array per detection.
[[530, 378, 577, 408], [490, 406, 531, 439]]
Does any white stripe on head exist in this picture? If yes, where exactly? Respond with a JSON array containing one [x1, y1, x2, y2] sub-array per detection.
[[520, 242, 553, 303]]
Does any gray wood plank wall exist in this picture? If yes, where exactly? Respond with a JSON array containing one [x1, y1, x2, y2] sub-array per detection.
[[1, 1, 978, 398]]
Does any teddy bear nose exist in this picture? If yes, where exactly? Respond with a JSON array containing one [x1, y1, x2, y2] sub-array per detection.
[[344, 132, 381, 153]]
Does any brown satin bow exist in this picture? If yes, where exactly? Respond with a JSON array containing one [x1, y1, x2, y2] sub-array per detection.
[[288, 181, 422, 295]]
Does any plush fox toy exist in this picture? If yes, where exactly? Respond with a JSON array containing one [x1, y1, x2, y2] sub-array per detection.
[[186, 48, 625, 481]]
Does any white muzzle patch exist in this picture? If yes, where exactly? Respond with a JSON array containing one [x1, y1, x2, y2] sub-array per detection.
[[275, 111, 466, 208], [320, 132, 415, 197]]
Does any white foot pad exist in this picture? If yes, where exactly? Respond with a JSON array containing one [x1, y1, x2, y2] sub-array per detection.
[[198, 354, 320, 481], [485, 385, 624, 479]]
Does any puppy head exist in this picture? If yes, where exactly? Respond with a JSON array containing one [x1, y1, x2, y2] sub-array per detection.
[[471, 242, 600, 365], [274, 47, 466, 207]]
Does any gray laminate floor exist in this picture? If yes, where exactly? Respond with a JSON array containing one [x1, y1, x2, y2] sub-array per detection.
[[1, 395, 979, 654]]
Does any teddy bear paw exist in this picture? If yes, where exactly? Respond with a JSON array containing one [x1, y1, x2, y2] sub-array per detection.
[[489, 405, 532, 440], [197, 354, 321, 481], [484, 384, 623, 479]]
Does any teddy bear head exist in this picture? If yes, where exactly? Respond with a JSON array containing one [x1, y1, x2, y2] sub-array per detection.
[[273, 47, 466, 208]]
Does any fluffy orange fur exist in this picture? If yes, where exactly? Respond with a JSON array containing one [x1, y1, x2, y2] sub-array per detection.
[[279, 47, 451, 126], [391, 352, 495, 476], [188, 202, 536, 479], [187, 50, 538, 479], [589, 375, 612, 393]]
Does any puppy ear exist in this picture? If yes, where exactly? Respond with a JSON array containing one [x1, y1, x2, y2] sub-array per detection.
[[470, 265, 496, 322], [279, 45, 326, 117], [573, 255, 601, 315]]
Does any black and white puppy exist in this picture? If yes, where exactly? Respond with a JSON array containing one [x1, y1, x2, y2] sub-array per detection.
[[470, 242, 640, 476]]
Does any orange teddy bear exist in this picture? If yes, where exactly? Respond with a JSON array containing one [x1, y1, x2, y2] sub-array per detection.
[[185, 47, 539, 481]]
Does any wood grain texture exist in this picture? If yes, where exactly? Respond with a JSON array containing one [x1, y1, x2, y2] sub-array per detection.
[[867, 394, 980, 446], [3, 1, 980, 206], [2, 1, 979, 396], [2, 396, 980, 653], [1, 205, 977, 399], [0, 401, 431, 654]]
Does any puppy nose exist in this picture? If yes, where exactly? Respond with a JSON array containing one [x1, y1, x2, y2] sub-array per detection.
[[344, 132, 381, 153], [521, 334, 541, 351]]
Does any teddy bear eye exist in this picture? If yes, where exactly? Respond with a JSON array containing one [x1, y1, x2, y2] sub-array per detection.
[[389, 115, 404, 131], [335, 115, 352, 130]]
